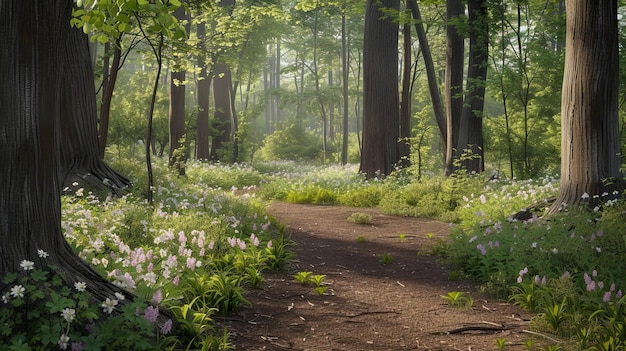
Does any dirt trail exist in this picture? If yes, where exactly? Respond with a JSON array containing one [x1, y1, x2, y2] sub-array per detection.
[[223, 202, 541, 351]]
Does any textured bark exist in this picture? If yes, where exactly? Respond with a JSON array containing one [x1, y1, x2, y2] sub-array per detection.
[[360, 0, 400, 178], [444, 0, 465, 176], [549, 0, 621, 213], [407, 0, 446, 145], [457, 0, 488, 174], [0, 0, 125, 300], [61, 26, 131, 195]]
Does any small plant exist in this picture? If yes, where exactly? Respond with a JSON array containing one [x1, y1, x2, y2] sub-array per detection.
[[293, 271, 313, 284], [494, 337, 507, 349], [355, 236, 367, 243], [293, 272, 327, 295], [440, 291, 474, 309], [542, 298, 568, 331], [523, 340, 537, 350], [398, 233, 407, 242], [379, 253, 394, 265], [348, 212, 373, 224]]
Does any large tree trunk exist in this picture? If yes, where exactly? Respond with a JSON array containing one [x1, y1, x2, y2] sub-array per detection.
[[444, 0, 465, 176], [360, 0, 400, 178], [0, 0, 126, 301], [457, 0, 488, 174], [61, 25, 131, 195], [549, 0, 621, 213]]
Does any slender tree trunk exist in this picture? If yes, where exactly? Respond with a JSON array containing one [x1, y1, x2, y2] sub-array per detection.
[[168, 6, 188, 175], [360, 0, 400, 178], [196, 21, 211, 161], [457, 0, 488, 174], [399, 22, 412, 167], [549, 0, 621, 213], [312, 15, 328, 163], [341, 11, 349, 165], [444, 0, 465, 176], [407, 0, 446, 145], [98, 40, 121, 158]]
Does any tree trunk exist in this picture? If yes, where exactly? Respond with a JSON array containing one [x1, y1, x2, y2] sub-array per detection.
[[549, 0, 621, 213], [210, 63, 233, 161], [399, 22, 412, 167], [341, 12, 349, 165], [457, 0, 488, 174], [61, 23, 131, 195], [98, 41, 121, 159], [444, 0, 465, 176], [168, 6, 189, 175], [196, 21, 211, 161], [407, 0, 446, 146], [360, 0, 400, 178], [0, 0, 127, 302]]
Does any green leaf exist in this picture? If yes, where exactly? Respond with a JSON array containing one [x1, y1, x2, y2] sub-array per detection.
[[2, 272, 17, 285]]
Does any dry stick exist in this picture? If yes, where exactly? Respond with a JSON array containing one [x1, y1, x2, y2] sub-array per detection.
[[438, 323, 519, 335]]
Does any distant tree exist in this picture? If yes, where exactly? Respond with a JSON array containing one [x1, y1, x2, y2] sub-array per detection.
[[360, 0, 400, 178], [444, 0, 465, 176], [457, 0, 488, 173], [169, 5, 190, 175], [548, 0, 622, 213]]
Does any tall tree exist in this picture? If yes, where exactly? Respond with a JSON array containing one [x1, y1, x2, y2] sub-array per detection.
[[407, 0, 446, 146], [549, 0, 621, 213], [0, 0, 127, 302], [195, 20, 212, 161], [168, 5, 190, 175], [457, 0, 488, 173], [341, 7, 350, 165], [211, 62, 234, 161], [360, 0, 400, 178], [444, 0, 465, 176], [399, 20, 412, 166]]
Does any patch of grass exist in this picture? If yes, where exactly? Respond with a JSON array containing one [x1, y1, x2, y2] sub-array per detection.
[[379, 253, 394, 265], [348, 212, 373, 224], [355, 236, 367, 243]]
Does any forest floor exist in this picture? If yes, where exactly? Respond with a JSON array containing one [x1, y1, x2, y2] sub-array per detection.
[[220, 202, 553, 351]]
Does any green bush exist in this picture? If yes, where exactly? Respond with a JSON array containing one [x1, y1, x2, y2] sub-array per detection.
[[338, 185, 382, 207], [258, 124, 322, 162]]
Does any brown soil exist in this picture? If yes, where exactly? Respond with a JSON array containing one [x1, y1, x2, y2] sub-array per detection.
[[222, 202, 545, 351]]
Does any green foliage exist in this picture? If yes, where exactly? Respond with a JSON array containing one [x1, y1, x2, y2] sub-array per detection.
[[347, 212, 372, 224], [378, 253, 394, 265], [293, 272, 327, 295], [338, 185, 382, 207], [259, 124, 323, 162], [0, 264, 171, 351]]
